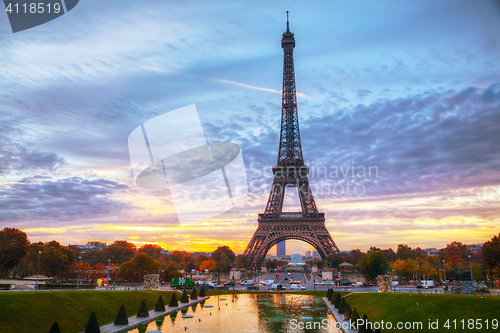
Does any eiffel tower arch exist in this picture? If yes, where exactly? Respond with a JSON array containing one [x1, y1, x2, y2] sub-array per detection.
[[244, 13, 340, 268]]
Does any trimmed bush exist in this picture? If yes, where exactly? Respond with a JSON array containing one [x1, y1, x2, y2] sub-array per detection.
[[334, 293, 341, 308], [84, 312, 100, 333], [326, 288, 333, 300], [338, 297, 346, 313], [344, 303, 352, 320], [180, 290, 189, 303], [199, 286, 206, 297], [137, 300, 149, 318], [350, 308, 360, 330], [359, 313, 370, 333], [155, 296, 165, 312], [49, 321, 61, 333], [168, 293, 178, 307], [330, 292, 337, 304], [191, 288, 198, 300], [114, 305, 128, 325]]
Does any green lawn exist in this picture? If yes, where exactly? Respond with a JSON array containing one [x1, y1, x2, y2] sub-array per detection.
[[0, 290, 174, 333], [1, 290, 497, 333], [344, 292, 500, 332]]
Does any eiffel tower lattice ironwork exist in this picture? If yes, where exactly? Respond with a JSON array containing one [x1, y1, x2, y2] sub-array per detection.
[[244, 13, 340, 268]]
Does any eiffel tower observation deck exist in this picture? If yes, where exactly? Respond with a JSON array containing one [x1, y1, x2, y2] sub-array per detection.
[[244, 13, 340, 268]]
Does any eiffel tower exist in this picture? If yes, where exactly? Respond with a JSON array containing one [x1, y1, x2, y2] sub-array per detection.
[[244, 12, 340, 268]]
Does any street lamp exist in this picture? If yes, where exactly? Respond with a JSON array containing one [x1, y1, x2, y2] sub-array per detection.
[[77, 256, 82, 290], [468, 255, 473, 283], [443, 260, 447, 291], [35, 251, 41, 291]]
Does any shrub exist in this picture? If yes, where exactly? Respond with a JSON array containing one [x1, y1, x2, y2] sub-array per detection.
[[330, 292, 337, 304], [191, 288, 198, 300], [344, 303, 352, 320], [180, 290, 189, 303], [326, 288, 333, 300], [84, 312, 100, 333], [114, 305, 128, 325], [48, 321, 61, 333], [359, 313, 370, 333], [137, 300, 149, 318], [338, 297, 346, 313], [350, 308, 360, 329], [334, 293, 341, 308], [199, 286, 206, 297], [155, 296, 165, 311], [168, 293, 178, 307]]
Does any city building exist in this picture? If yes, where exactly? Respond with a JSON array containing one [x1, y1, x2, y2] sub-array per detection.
[[312, 251, 320, 258], [277, 241, 286, 257], [425, 248, 439, 256], [291, 252, 302, 264], [78, 241, 106, 251], [305, 251, 312, 257]]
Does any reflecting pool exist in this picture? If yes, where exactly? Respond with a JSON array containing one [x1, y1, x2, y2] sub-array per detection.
[[127, 294, 340, 333]]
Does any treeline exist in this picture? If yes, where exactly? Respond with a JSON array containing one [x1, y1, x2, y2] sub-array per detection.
[[0, 228, 248, 283], [307, 236, 500, 285]]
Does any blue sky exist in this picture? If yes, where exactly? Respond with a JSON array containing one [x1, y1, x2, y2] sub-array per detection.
[[1, 0, 499, 254]]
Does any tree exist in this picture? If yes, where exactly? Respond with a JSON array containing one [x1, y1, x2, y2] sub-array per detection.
[[444, 243, 465, 265], [236, 254, 248, 269], [212, 246, 236, 272], [382, 248, 397, 262], [350, 249, 363, 265], [397, 244, 415, 260], [169, 250, 186, 264], [0, 228, 29, 277], [414, 247, 428, 259], [326, 254, 344, 269], [120, 253, 160, 281], [40, 241, 71, 278], [196, 254, 209, 264], [483, 233, 500, 282], [138, 244, 163, 260], [103, 241, 137, 264], [391, 258, 419, 281], [360, 250, 387, 281], [163, 263, 183, 282], [199, 260, 216, 271]]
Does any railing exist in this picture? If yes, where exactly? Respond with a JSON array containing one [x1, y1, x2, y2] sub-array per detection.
[[259, 213, 325, 220]]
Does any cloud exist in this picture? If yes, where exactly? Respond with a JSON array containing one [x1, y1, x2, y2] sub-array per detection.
[[0, 176, 130, 222]]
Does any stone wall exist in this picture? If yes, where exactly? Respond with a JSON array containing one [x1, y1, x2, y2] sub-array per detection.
[[144, 274, 160, 290], [377, 274, 392, 292]]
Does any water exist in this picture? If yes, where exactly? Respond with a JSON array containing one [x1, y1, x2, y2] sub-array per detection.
[[127, 294, 341, 333]]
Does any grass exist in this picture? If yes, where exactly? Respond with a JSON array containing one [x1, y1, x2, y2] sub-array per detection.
[[343, 292, 500, 332], [2, 289, 497, 333], [0, 290, 174, 333]]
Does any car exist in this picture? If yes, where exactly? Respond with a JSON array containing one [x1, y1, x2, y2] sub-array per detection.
[[242, 280, 255, 286], [263, 280, 275, 286], [224, 281, 235, 286], [271, 284, 286, 291], [353, 282, 363, 287], [391, 281, 399, 286], [283, 277, 289, 280], [416, 283, 424, 288], [362, 282, 373, 287], [291, 284, 306, 290], [314, 281, 325, 285], [340, 280, 351, 286]]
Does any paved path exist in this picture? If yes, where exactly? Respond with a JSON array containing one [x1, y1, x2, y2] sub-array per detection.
[[81, 296, 210, 333], [322, 297, 357, 333]]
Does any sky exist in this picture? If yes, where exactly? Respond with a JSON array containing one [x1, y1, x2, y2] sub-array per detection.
[[1, 0, 499, 255]]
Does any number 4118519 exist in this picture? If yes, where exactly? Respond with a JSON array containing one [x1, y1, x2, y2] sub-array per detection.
[[5, 2, 62, 14]]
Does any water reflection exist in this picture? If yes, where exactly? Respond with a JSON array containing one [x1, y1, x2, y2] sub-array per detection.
[[127, 294, 340, 333]]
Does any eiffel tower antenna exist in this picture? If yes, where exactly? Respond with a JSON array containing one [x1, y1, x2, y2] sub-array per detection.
[[244, 14, 339, 268]]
